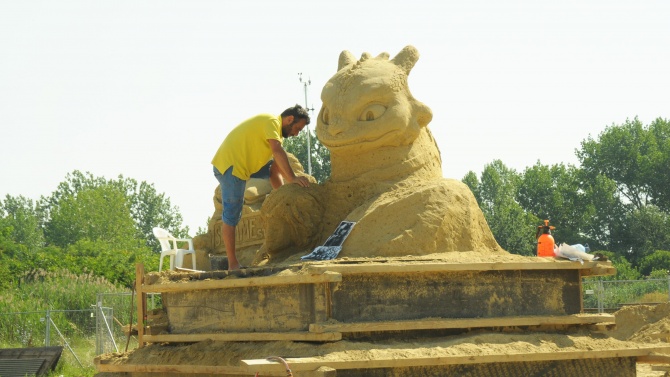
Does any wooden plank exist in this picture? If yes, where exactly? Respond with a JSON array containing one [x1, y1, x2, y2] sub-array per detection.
[[143, 331, 341, 343], [243, 345, 670, 372], [96, 363, 267, 375], [143, 271, 341, 293], [300, 366, 336, 377], [96, 361, 336, 376], [580, 265, 617, 277], [303, 260, 612, 275], [123, 324, 167, 336], [135, 263, 145, 348], [95, 362, 332, 376], [637, 354, 670, 364], [309, 314, 616, 333], [175, 267, 206, 273], [312, 283, 331, 324]]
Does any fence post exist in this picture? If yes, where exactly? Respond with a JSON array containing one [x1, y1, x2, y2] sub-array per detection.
[[597, 279, 604, 313], [45, 308, 51, 346], [667, 271, 670, 302]]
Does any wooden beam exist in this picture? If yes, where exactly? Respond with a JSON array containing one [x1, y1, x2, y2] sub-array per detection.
[[95, 363, 272, 375], [143, 331, 341, 343], [580, 265, 617, 277], [637, 354, 670, 364], [243, 345, 670, 372], [95, 362, 334, 376], [135, 263, 145, 348], [309, 313, 615, 333], [303, 260, 612, 275], [143, 271, 341, 293]]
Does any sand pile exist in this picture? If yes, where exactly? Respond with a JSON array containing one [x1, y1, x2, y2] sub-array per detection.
[[611, 302, 670, 342]]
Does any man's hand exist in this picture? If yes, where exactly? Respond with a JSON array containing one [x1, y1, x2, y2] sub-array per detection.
[[268, 139, 311, 188], [290, 175, 310, 187]]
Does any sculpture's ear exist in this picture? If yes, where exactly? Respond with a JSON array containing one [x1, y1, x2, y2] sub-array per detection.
[[338, 50, 356, 71], [391, 45, 420, 75], [414, 101, 433, 128]]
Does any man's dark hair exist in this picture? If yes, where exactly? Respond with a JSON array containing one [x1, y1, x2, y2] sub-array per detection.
[[281, 104, 311, 125]]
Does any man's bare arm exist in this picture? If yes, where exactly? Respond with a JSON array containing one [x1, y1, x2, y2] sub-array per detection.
[[268, 139, 309, 187]]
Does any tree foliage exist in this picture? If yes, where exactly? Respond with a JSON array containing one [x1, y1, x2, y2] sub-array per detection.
[[464, 160, 539, 255], [0, 170, 183, 288], [0, 195, 44, 251], [517, 163, 584, 243], [462, 117, 670, 268], [577, 117, 670, 211], [284, 129, 331, 183], [576, 117, 670, 261], [44, 184, 137, 248], [39, 170, 187, 251]]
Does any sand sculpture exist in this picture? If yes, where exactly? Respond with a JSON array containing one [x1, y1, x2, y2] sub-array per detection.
[[192, 154, 312, 263], [96, 46, 669, 377], [257, 45, 503, 263]]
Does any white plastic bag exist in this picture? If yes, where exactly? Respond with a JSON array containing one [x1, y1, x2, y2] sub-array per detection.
[[555, 243, 595, 264]]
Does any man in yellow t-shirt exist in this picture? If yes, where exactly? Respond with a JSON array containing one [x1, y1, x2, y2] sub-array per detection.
[[212, 105, 311, 271]]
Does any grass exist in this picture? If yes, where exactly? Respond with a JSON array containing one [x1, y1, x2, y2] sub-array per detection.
[[0, 269, 140, 377]]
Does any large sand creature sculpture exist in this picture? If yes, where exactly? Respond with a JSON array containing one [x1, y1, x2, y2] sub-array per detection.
[[258, 45, 503, 263]]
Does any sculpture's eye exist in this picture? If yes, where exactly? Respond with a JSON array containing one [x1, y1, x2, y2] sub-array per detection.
[[321, 107, 330, 125], [358, 104, 386, 121]]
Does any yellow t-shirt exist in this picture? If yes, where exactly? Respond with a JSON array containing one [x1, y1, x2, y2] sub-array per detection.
[[211, 114, 283, 180]]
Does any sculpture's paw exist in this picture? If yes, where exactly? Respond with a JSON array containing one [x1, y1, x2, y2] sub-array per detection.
[[260, 184, 324, 257]]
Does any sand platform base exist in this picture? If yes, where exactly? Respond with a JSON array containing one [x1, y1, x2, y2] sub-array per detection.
[[95, 255, 670, 377]]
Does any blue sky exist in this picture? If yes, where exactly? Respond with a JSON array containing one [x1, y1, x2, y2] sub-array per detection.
[[1, 1, 668, 233]]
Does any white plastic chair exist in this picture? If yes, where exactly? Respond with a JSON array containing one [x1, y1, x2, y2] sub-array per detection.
[[152, 227, 196, 271]]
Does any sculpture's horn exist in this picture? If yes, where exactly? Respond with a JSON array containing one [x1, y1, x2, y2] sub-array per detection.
[[376, 52, 390, 60], [338, 50, 356, 71], [391, 45, 420, 74]]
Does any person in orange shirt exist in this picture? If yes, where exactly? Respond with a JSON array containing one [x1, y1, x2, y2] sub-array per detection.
[[211, 105, 311, 270]]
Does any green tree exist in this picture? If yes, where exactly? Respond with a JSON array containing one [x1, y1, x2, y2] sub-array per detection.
[[577, 117, 670, 211], [0, 223, 19, 289], [595, 251, 643, 281], [284, 129, 331, 183], [617, 206, 670, 265], [517, 162, 585, 244], [645, 118, 670, 212], [577, 117, 670, 260], [577, 173, 625, 251], [62, 238, 155, 287], [639, 250, 670, 277], [463, 160, 538, 255], [0, 195, 44, 251], [125, 180, 188, 250], [44, 184, 137, 248], [40, 170, 188, 251]]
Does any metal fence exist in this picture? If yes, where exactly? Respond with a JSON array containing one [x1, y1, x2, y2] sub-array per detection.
[[0, 291, 162, 370], [0, 309, 95, 368], [93, 292, 161, 354], [582, 276, 670, 313]]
